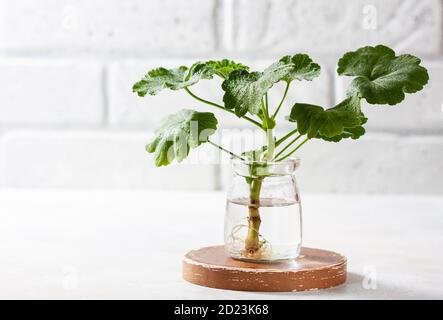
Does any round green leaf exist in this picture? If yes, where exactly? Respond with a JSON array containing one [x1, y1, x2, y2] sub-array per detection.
[[146, 109, 218, 166], [288, 96, 365, 139], [132, 65, 212, 97], [133, 60, 249, 97], [204, 59, 249, 80], [280, 54, 321, 82], [337, 45, 429, 105], [222, 54, 320, 117]]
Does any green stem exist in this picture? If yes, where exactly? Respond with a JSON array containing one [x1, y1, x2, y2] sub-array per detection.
[[245, 177, 263, 254], [275, 137, 309, 162], [260, 95, 275, 160], [261, 99, 268, 128], [275, 128, 298, 147], [264, 128, 275, 160], [273, 134, 302, 160], [184, 87, 263, 129], [272, 82, 290, 119], [207, 140, 245, 161]]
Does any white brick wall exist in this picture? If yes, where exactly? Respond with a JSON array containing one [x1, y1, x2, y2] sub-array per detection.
[[0, 0, 442, 193], [296, 134, 443, 194], [231, 0, 442, 56], [0, 131, 217, 189], [0, 59, 103, 125], [220, 133, 443, 194], [0, 0, 217, 56]]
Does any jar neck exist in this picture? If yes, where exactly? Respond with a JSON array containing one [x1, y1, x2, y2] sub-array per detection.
[[231, 158, 300, 178]]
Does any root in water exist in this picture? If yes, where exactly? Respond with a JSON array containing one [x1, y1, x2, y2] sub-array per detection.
[[227, 223, 272, 260]]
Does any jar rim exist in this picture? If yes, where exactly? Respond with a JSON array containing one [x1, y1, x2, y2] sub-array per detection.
[[231, 157, 300, 177], [231, 156, 300, 166]]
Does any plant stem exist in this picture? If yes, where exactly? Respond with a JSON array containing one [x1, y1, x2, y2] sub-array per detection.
[[260, 99, 268, 128], [275, 128, 298, 147], [207, 140, 245, 161], [273, 134, 302, 160], [244, 125, 274, 255], [265, 128, 275, 160], [243, 127, 275, 255], [272, 82, 290, 119], [275, 137, 309, 162], [184, 87, 263, 129], [245, 177, 263, 254]]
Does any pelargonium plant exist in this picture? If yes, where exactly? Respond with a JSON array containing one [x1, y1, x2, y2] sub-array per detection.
[[133, 45, 428, 257]]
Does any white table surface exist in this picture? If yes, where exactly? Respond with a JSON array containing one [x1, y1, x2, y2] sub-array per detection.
[[0, 189, 442, 300]]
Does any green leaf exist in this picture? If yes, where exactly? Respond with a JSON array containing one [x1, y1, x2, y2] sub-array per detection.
[[279, 54, 321, 83], [222, 54, 320, 117], [146, 109, 218, 166], [205, 59, 249, 80], [317, 125, 366, 142], [133, 59, 249, 97], [288, 96, 364, 139], [132, 63, 214, 97], [337, 45, 429, 105], [222, 63, 294, 117], [222, 70, 262, 117], [317, 115, 367, 142]]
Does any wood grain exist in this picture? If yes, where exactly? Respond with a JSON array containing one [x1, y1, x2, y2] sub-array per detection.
[[182, 246, 346, 292]]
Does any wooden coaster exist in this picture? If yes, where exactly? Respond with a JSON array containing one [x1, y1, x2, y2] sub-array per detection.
[[183, 246, 346, 292]]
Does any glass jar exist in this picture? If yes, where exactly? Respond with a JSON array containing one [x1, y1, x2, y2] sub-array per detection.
[[224, 158, 302, 263]]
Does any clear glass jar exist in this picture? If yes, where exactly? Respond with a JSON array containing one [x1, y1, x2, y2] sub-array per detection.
[[224, 158, 302, 263]]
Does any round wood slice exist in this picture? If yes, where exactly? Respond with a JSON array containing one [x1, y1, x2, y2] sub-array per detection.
[[183, 246, 346, 292]]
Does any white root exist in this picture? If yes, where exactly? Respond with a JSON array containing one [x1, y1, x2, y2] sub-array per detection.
[[227, 223, 272, 260]]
